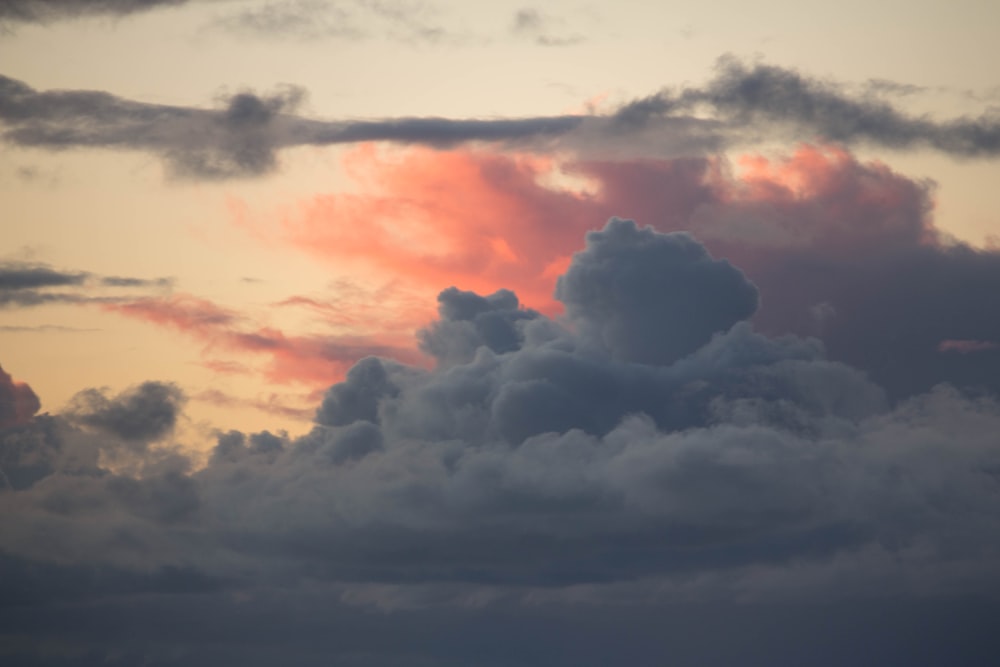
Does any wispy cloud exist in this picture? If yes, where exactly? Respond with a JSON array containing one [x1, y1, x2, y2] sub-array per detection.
[[0, 261, 172, 308], [4, 60, 998, 180]]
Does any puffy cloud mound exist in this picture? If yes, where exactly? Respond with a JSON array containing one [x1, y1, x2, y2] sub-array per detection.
[[556, 218, 759, 365], [2, 219, 1000, 665]]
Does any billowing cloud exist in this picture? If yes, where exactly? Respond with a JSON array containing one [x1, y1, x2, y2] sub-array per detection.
[[556, 219, 759, 365], [280, 143, 1000, 400], [3, 59, 999, 180], [3, 219, 1000, 664]]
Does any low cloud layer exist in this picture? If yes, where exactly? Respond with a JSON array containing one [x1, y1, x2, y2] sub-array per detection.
[[3, 219, 1000, 664], [2, 59, 999, 179]]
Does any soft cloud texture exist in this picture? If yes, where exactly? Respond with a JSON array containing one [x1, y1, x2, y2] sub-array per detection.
[[280, 143, 1000, 398], [3, 59, 999, 179], [3, 219, 1000, 664]]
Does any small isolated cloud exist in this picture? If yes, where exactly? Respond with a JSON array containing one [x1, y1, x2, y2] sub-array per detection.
[[511, 7, 584, 46]]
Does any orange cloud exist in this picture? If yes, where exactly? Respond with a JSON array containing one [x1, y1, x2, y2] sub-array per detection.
[[283, 146, 609, 313]]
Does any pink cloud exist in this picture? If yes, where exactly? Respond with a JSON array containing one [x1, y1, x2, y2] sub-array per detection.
[[939, 339, 1000, 354], [0, 363, 41, 429]]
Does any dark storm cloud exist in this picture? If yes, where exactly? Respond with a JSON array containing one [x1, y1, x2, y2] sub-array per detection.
[[4, 60, 998, 180], [3, 219, 1000, 664]]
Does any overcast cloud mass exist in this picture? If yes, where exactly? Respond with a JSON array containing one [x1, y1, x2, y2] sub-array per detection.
[[3, 3, 1000, 664], [4, 218, 1000, 665]]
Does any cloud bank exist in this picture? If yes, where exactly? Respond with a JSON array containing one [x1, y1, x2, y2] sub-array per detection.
[[2, 59, 999, 179], [3, 219, 1000, 665]]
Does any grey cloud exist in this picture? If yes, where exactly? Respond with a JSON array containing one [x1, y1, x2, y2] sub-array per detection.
[[0, 264, 86, 289], [64, 381, 185, 446], [5, 60, 999, 182], [211, 0, 458, 44], [511, 7, 584, 46], [556, 219, 759, 366], [0, 73, 582, 179], [623, 58, 1000, 157], [2, 219, 1000, 664], [0, 0, 193, 24], [418, 287, 540, 366], [0, 261, 171, 309]]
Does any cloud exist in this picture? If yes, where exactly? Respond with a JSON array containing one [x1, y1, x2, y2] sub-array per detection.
[[511, 7, 585, 46], [5, 59, 999, 180], [0, 261, 172, 308], [0, 73, 581, 179], [4, 220, 1000, 663], [210, 0, 457, 43], [103, 293, 424, 385], [0, 0, 194, 24], [63, 381, 185, 447], [279, 143, 1000, 400], [0, 364, 40, 430], [556, 219, 759, 365], [621, 58, 1000, 157]]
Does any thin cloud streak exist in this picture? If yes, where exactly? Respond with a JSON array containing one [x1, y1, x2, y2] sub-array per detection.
[[3, 59, 999, 180]]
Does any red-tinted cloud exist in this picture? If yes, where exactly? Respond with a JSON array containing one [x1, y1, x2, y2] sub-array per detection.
[[0, 363, 41, 429], [104, 294, 424, 387], [262, 142, 1000, 398]]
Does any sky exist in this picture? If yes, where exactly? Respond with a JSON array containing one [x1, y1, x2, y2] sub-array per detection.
[[2, 1, 1000, 665]]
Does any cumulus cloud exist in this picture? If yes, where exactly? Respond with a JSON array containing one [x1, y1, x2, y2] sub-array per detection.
[[281, 143, 1000, 400], [3, 59, 999, 180], [4, 218, 1000, 663], [556, 219, 759, 365]]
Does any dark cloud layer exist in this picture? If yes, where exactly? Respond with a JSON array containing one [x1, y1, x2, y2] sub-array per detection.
[[0, 0, 193, 24], [3, 59, 999, 179], [618, 58, 1000, 157], [3, 219, 1000, 664], [0, 73, 581, 179]]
